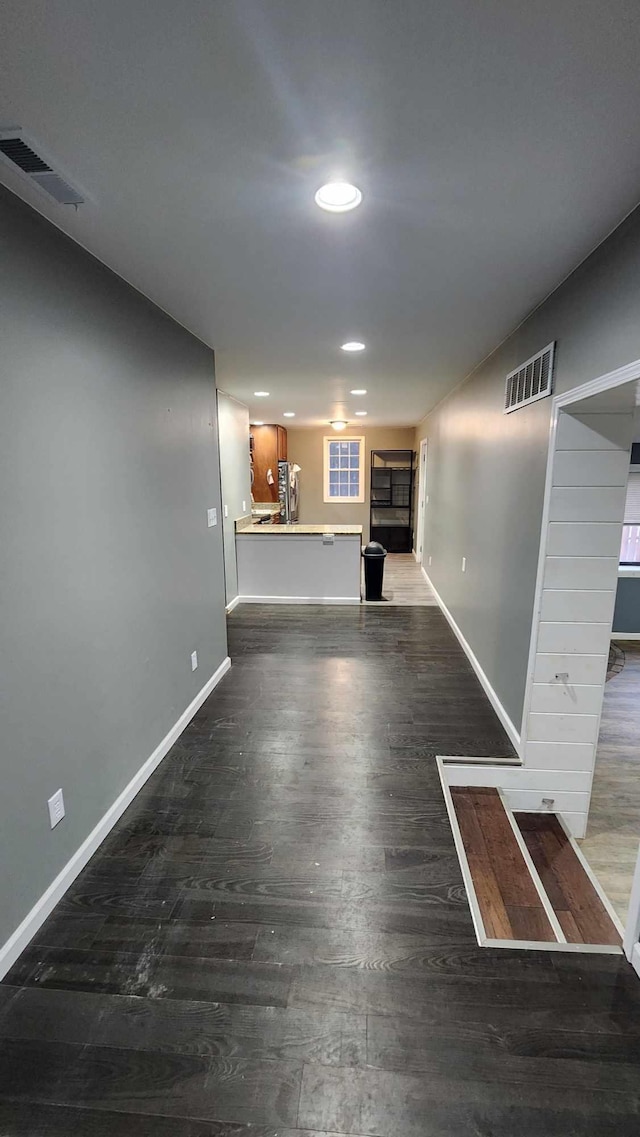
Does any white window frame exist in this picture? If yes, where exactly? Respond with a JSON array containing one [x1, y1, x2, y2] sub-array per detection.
[[323, 435, 365, 504]]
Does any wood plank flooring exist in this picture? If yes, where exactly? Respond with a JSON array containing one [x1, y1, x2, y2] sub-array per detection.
[[516, 813, 622, 947], [579, 642, 640, 921], [2, 606, 640, 1135], [362, 553, 437, 605], [451, 787, 556, 942]]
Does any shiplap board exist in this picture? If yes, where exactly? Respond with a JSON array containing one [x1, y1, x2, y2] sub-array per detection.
[[540, 589, 615, 623], [533, 652, 607, 685], [543, 556, 620, 590], [552, 449, 631, 487], [528, 712, 599, 744], [503, 789, 590, 815], [536, 621, 612, 655], [530, 682, 605, 715], [444, 766, 591, 791], [556, 412, 632, 451], [524, 740, 595, 771], [547, 522, 623, 557], [549, 486, 628, 523]]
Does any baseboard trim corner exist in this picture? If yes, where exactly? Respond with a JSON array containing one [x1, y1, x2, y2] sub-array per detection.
[[0, 655, 231, 981], [225, 596, 241, 614], [423, 568, 521, 755], [238, 595, 361, 605]]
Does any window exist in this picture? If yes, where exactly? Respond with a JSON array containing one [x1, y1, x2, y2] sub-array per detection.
[[323, 436, 365, 503], [620, 470, 640, 564]]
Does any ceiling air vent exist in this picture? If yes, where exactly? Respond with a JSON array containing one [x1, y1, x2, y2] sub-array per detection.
[[504, 342, 555, 414], [0, 129, 84, 205]]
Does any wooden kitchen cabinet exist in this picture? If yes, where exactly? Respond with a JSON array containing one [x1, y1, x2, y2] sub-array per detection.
[[251, 424, 287, 502]]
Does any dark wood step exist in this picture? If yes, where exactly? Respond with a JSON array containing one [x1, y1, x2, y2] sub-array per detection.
[[515, 812, 622, 947]]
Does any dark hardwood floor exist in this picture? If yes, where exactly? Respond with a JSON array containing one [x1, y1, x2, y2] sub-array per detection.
[[2, 605, 640, 1135]]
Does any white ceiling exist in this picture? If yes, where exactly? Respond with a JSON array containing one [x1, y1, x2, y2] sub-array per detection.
[[2, 1, 640, 427]]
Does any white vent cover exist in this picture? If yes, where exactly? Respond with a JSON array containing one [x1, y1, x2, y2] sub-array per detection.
[[0, 129, 84, 205], [504, 342, 555, 413]]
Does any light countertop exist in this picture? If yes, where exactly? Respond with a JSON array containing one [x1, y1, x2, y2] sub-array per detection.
[[237, 523, 363, 536]]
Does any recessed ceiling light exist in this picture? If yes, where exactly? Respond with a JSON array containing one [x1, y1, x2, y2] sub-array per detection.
[[350, 389, 367, 396], [329, 420, 348, 431], [355, 410, 367, 416], [254, 391, 270, 397], [341, 341, 366, 352], [252, 421, 264, 426], [283, 412, 295, 418], [315, 182, 362, 213]]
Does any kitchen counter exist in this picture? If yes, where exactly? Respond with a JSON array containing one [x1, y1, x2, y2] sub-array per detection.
[[238, 522, 363, 536]]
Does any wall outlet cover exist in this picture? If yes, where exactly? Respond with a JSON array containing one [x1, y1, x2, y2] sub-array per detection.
[[242, 501, 247, 513], [47, 788, 65, 829], [428, 555, 432, 566], [322, 533, 335, 545], [207, 508, 217, 527], [191, 650, 198, 671], [224, 504, 229, 518]]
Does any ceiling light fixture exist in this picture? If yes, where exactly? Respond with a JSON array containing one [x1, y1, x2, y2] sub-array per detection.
[[350, 389, 367, 396], [252, 421, 264, 426], [254, 391, 270, 397], [315, 182, 362, 213], [355, 411, 367, 416], [283, 412, 295, 418], [329, 420, 348, 431], [341, 341, 366, 352]]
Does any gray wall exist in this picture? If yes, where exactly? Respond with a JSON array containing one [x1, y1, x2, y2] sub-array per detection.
[[416, 202, 640, 734], [0, 186, 227, 949], [217, 391, 252, 603], [613, 578, 640, 633]]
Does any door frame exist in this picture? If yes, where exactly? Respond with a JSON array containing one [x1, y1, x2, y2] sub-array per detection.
[[414, 438, 428, 563], [520, 354, 640, 970]]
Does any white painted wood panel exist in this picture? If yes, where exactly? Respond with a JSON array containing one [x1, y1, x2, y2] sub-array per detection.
[[236, 534, 361, 601], [504, 789, 590, 814], [528, 712, 599, 744], [547, 522, 623, 557], [533, 652, 607, 685], [445, 766, 591, 791], [530, 682, 605, 715], [556, 412, 632, 451], [536, 621, 612, 655], [524, 740, 595, 771], [540, 589, 615, 623], [554, 811, 587, 838], [549, 486, 627, 523], [543, 556, 619, 590], [552, 449, 630, 487]]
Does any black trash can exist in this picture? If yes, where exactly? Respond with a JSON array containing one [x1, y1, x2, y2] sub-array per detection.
[[362, 541, 387, 601]]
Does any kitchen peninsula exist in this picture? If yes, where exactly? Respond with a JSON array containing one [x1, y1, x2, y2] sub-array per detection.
[[235, 519, 363, 603]]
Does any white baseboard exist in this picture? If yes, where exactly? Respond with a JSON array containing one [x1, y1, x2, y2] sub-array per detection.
[[225, 595, 241, 613], [423, 568, 521, 754], [632, 942, 640, 980], [237, 595, 361, 605], [0, 655, 231, 981], [612, 632, 640, 640]]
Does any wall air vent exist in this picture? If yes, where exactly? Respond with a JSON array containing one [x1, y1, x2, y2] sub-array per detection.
[[0, 129, 84, 205], [504, 342, 555, 414]]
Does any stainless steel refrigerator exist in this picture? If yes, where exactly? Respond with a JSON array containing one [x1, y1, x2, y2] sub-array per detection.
[[278, 460, 300, 523]]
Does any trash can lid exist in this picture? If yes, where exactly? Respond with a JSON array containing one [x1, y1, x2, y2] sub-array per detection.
[[363, 541, 387, 556]]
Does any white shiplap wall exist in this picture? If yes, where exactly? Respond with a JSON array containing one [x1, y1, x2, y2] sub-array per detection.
[[518, 411, 633, 836]]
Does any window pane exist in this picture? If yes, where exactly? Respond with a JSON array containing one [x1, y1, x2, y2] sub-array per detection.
[[621, 524, 640, 563], [349, 455, 359, 468], [340, 442, 349, 456], [328, 483, 340, 498], [329, 441, 340, 458], [349, 442, 359, 456], [329, 454, 339, 469], [349, 483, 359, 496], [349, 469, 359, 484]]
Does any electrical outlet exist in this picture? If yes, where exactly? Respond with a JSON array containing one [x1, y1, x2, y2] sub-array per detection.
[[461, 557, 466, 572], [47, 788, 65, 829], [207, 508, 217, 527], [242, 500, 247, 513], [191, 650, 198, 671], [428, 555, 432, 566], [224, 504, 229, 518], [425, 494, 429, 504]]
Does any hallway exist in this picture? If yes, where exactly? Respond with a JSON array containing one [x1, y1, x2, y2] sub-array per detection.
[[363, 552, 437, 605], [1, 607, 640, 1135]]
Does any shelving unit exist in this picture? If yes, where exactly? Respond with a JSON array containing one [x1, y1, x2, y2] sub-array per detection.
[[370, 449, 415, 553]]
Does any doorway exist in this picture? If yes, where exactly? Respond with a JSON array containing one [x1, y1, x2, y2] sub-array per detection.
[[414, 438, 428, 564]]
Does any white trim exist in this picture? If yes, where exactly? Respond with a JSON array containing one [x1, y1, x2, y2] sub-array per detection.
[[436, 758, 487, 946], [623, 842, 640, 961], [237, 595, 361, 605], [632, 942, 640, 979], [225, 595, 241, 614], [497, 791, 566, 943], [0, 656, 231, 981], [483, 938, 622, 955], [612, 632, 640, 640], [552, 812, 626, 939], [424, 568, 521, 754], [415, 438, 428, 565], [438, 754, 521, 766]]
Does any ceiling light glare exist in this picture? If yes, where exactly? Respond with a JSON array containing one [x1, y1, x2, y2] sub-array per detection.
[[330, 419, 348, 431], [315, 182, 362, 213], [254, 391, 270, 397], [252, 421, 264, 426], [355, 410, 368, 416], [350, 389, 367, 396], [341, 341, 366, 352], [283, 412, 295, 418]]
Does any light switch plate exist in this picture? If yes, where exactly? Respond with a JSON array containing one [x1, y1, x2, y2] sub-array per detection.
[[461, 556, 466, 572], [224, 504, 229, 518], [207, 508, 217, 527], [242, 500, 247, 513], [47, 788, 65, 829]]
